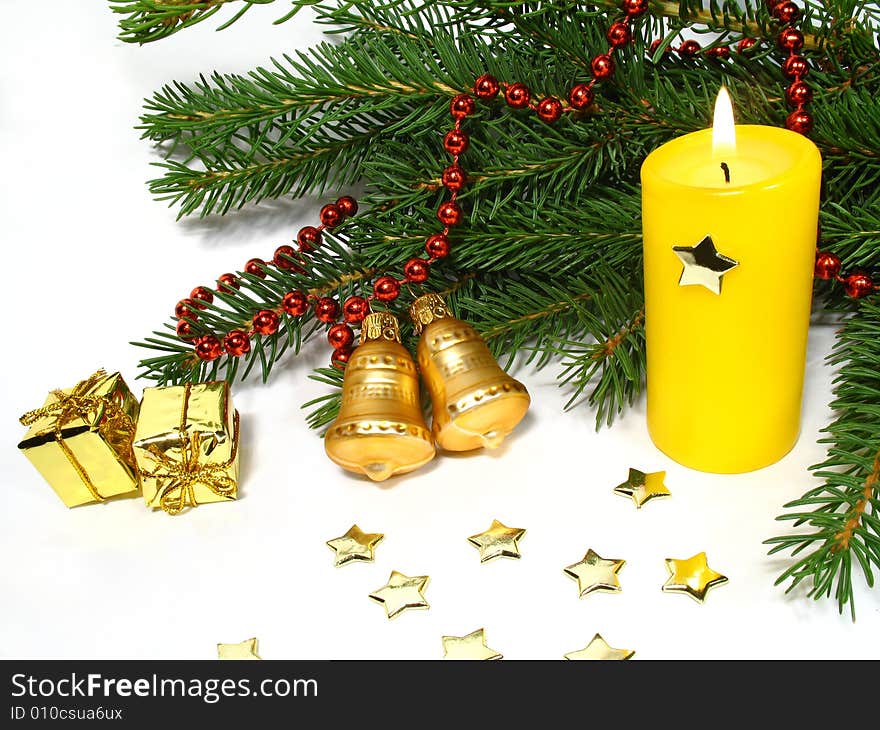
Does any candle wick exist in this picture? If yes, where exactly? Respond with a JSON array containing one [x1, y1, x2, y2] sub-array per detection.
[[720, 162, 731, 184]]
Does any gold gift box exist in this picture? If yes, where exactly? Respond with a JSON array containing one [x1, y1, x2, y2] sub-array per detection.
[[18, 370, 140, 507], [133, 381, 239, 515]]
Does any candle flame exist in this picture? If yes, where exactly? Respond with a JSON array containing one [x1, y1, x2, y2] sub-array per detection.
[[712, 86, 736, 158]]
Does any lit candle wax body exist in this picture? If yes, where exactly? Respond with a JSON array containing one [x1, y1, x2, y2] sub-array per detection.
[[641, 125, 821, 473]]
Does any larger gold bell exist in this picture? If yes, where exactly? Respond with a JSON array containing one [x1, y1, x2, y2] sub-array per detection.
[[411, 294, 530, 452], [325, 312, 435, 481]]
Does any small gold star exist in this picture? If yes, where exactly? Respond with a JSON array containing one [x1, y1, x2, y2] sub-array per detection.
[[467, 519, 527, 563], [613, 468, 671, 509], [326, 524, 384, 567], [564, 634, 634, 661], [369, 570, 430, 619], [563, 549, 625, 598], [662, 552, 728, 603], [672, 234, 739, 295], [442, 629, 502, 660], [217, 638, 261, 660]]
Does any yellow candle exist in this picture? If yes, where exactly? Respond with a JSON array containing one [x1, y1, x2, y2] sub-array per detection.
[[641, 89, 822, 473]]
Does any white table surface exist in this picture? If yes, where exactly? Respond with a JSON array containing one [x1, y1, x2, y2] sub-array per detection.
[[2, 2, 877, 660]]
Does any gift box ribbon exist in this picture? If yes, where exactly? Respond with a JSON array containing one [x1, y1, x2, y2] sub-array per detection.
[[19, 370, 135, 503], [139, 382, 240, 515]]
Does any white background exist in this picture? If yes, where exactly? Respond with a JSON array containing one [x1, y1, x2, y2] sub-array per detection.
[[1, 2, 877, 660]]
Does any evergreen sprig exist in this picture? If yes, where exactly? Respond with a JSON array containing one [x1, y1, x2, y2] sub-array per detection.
[[120, 0, 880, 615]]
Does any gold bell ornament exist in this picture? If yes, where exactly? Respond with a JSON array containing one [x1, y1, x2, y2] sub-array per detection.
[[410, 293, 531, 451], [324, 312, 436, 481]]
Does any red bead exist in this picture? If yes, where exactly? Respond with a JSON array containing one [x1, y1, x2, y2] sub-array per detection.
[[773, 1, 800, 23], [504, 83, 530, 109], [786, 80, 813, 106], [779, 28, 804, 51], [175, 299, 197, 319], [297, 226, 322, 252], [536, 97, 563, 123], [176, 320, 196, 340], [737, 37, 757, 53], [679, 40, 701, 57], [273, 244, 298, 270], [473, 74, 500, 99], [782, 55, 808, 78], [706, 45, 730, 58], [331, 348, 352, 370], [844, 272, 874, 299], [190, 286, 214, 308], [320, 203, 343, 228], [282, 290, 309, 316], [444, 129, 469, 155], [252, 309, 280, 335], [442, 165, 467, 192], [437, 200, 462, 226], [327, 323, 355, 349], [315, 297, 340, 323], [814, 252, 841, 280], [606, 21, 632, 48], [621, 0, 648, 17], [245, 258, 267, 278], [591, 54, 614, 79], [404, 258, 431, 283], [450, 94, 475, 119], [223, 330, 251, 357], [194, 335, 222, 361], [217, 273, 239, 293], [426, 234, 451, 259], [786, 109, 813, 134], [343, 296, 369, 324], [373, 276, 401, 302], [568, 83, 595, 110], [336, 196, 358, 217]]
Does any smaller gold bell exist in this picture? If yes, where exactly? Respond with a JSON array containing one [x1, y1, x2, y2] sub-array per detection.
[[324, 312, 435, 481], [411, 293, 530, 452]]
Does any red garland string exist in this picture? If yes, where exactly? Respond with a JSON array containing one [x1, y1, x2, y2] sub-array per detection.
[[177, 0, 874, 368]]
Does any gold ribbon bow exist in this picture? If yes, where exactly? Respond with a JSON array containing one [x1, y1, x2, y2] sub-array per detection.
[[140, 412, 240, 516], [19, 370, 134, 503]]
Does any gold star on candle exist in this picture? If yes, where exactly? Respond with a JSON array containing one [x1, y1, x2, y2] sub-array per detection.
[[672, 234, 739, 295], [369, 570, 430, 619], [563, 549, 625, 598], [662, 552, 728, 603], [467, 519, 527, 563], [564, 634, 634, 661], [326, 524, 384, 567], [217, 637, 261, 660], [613, 468, 671, 509], [442, 629, 502, 660]]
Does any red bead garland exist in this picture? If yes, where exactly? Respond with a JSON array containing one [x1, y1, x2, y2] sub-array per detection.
[[814, 250, 876, 299]]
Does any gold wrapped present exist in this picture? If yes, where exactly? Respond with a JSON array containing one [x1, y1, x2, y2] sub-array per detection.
[[18, 370, 140, 507], [133, 381, 239, 515]]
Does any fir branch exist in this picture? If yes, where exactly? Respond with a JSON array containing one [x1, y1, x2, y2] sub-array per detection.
[[766, 299, 880, 619], [111, 0, 310, 44]]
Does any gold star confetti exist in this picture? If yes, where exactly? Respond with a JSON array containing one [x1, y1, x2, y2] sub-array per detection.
[[564, 634, 634, 661], [369, 570, 430, 619], [672, 234, 739, 295], [662, 552, 728, 603], [467, 519, 527, 563], [563, 549, 625, 598], [326, 524, 384, 567], [217, 638, 261, 660], [442, 629, 502, 660], [613, 468, 671, 509]]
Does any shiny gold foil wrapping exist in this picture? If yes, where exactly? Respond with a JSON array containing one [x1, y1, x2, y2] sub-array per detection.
[[133, 381, 239, 514], [18, 370, 140, 507], [410, 293, 530, 452]]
